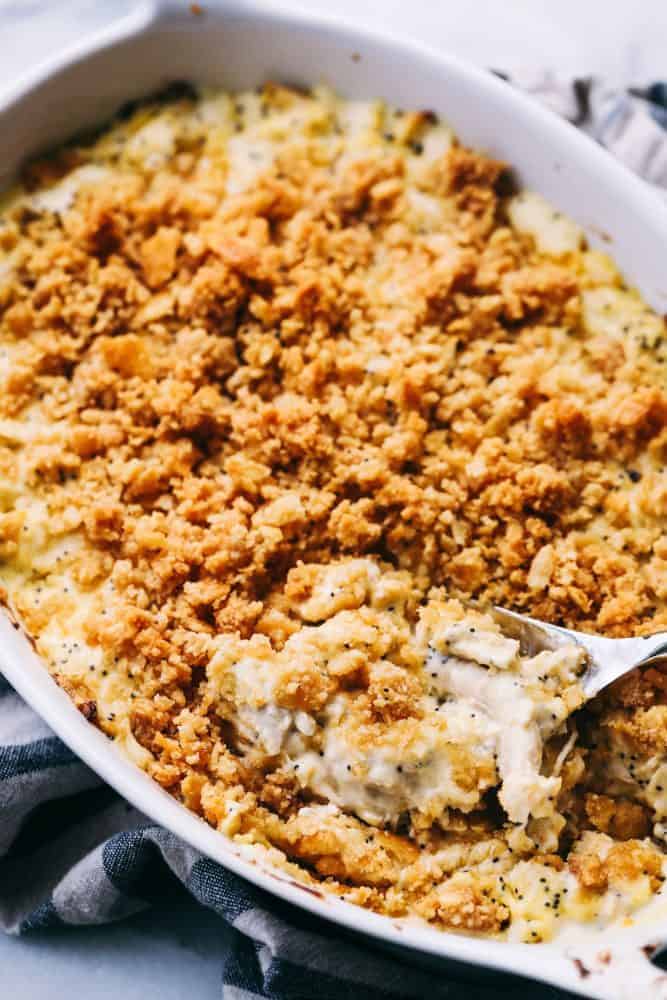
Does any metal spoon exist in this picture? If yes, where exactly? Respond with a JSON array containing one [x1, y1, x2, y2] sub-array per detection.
[[486, 606, 667, 698]]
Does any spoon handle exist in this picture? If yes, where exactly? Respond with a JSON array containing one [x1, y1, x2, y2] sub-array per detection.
[[577, 630, 667, 697]]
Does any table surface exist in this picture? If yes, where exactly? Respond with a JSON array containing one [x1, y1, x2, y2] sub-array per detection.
[[0, 0, 665, 996]]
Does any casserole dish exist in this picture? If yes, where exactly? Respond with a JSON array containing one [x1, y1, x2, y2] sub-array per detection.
[[1, 2, 667, 995]]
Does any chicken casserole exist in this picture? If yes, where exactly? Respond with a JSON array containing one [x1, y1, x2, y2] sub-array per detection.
[[0, 83, 666, 942]]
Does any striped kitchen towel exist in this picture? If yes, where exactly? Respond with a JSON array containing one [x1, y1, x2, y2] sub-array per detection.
[[507, 72, 667, 186], [2, 77, 667, 1000]]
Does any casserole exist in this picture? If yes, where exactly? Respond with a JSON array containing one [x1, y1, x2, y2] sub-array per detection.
[[1, 1, 667, 995]]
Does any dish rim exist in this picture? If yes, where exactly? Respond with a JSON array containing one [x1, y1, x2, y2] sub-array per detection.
[[1, 3, 667, 997]]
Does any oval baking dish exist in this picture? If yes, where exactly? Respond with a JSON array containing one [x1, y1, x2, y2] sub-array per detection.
[[1, 3, 667, 997]]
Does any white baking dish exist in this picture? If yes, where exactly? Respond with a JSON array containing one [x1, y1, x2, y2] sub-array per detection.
[[1, 3, 667, 996]]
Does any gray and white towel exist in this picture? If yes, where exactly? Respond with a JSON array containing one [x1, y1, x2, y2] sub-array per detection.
[[1, 75, 667, 1000], [509, 73, 667, 185]]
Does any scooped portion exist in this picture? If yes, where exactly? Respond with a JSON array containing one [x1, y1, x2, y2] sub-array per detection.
[[210, 559, 585, 844]]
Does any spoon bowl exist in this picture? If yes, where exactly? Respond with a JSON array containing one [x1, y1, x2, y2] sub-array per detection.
[[487, 606, 667, 697]]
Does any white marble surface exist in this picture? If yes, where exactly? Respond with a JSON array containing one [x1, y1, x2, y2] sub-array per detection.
[[0, 1, 665, 997], [0, 893, 229, 1000], [266, 0, 667, 86], [1, 0, 666, 88]]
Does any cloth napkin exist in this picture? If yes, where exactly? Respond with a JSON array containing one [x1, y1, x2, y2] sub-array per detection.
[[2, 77, 667, 1000]]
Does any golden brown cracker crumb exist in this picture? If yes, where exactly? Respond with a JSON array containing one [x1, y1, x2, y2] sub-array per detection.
[[569, 852, 609, 894], [584, 793, 651, 840]]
